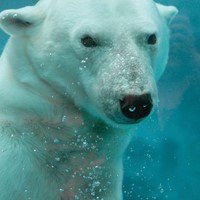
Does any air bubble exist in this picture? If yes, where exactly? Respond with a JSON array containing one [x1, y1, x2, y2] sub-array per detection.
[[74, 130, 78, 134], [55, 157, 61, 162], [54, 138, 60, 144], [13, 14, 18, 18], [92, 181, 100, 188], [75, 195, 80, 200], [81, 60, 86, 63], [59, 188, 64, 192], [62, 115, 67, 122], [159, 184, 165, 194], [40, 63, 45, 68], [83, 141, 88, 147], [127, 156, 130, 160]]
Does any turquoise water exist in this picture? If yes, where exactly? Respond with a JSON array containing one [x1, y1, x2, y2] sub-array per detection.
[[0, 0, 199, 199], [123, 1, 200, 199]]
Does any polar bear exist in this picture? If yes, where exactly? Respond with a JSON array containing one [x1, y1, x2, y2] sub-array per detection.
[[0, 0, 177, 199]]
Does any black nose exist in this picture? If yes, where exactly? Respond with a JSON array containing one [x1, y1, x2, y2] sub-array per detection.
[[120, 93, 153, 121]]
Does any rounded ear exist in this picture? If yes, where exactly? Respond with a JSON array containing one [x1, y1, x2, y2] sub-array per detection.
[[0, 5, 44, 36], [156, 3, 178, 25]]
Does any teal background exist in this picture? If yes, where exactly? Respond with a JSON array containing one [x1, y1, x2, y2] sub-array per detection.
[[124, 1, 200, 199]]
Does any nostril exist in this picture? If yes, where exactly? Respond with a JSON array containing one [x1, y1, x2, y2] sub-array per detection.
[[120, 93, 153, 121]]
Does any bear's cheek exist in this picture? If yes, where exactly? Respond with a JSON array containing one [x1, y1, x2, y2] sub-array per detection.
[[83, 75, 121, 121]]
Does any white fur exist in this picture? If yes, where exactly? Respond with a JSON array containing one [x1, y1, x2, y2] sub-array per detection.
[[0, 0, 177, 199]]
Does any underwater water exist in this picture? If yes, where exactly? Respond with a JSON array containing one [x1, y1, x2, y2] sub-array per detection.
[[123, 1, 200, 200], [0, 0, 200, 200]]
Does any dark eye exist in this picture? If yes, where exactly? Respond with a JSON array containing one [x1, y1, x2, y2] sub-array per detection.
[[81, 36, 97, 48], [147, 34, 157, 45]]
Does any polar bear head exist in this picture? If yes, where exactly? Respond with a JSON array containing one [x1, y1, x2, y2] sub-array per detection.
[[0, 0, 177, 125]]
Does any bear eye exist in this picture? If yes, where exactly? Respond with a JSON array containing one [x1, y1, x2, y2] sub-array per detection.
[[147, 34, 157, 45], [81, 35, 98, 48]]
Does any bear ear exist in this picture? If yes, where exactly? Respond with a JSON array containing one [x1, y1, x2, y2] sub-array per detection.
[[156, 3, 178, 25], [0, 6, 44, 36]]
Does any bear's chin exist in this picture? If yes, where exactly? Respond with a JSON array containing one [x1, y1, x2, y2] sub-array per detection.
[[102, 113, 147, 127]]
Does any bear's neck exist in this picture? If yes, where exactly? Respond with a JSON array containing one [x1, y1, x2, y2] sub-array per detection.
[[0, 96, 131, 200]]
